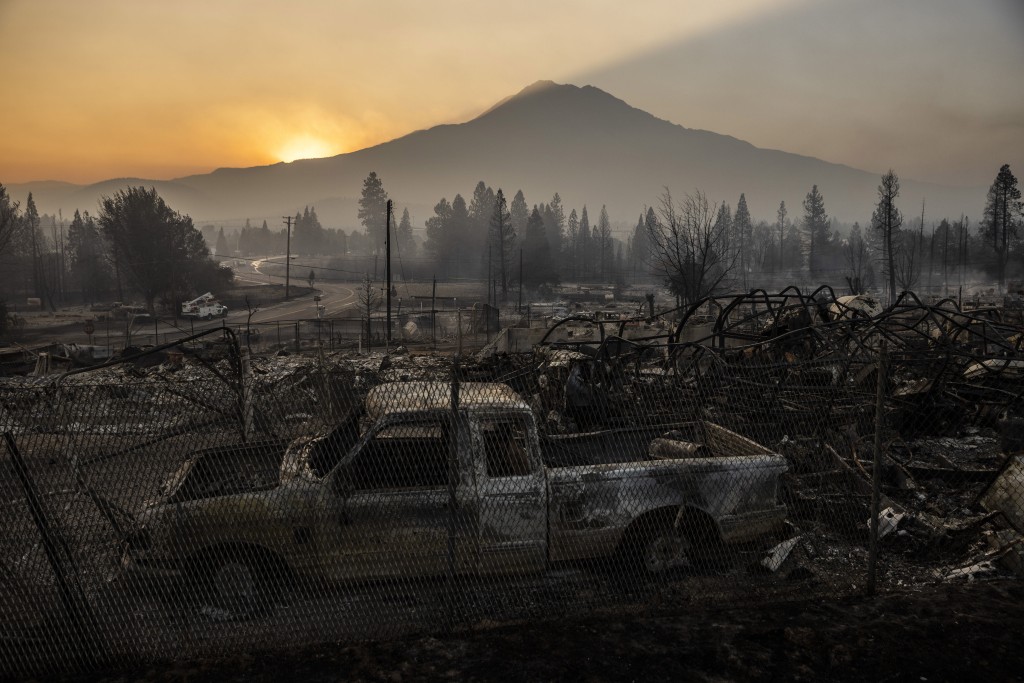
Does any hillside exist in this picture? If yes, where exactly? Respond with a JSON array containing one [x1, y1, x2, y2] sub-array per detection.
[[10, 81, 986, 229]]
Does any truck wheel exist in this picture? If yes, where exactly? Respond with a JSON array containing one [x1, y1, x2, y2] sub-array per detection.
[[201, 552, 275, 619], [640, 523, 691, 574]]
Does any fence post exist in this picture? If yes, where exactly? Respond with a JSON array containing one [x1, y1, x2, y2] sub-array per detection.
[[867, 339, 887, 595], [446, 355, 461, 631], [239, 348, 254, 441], [3, 432, 103, 667]]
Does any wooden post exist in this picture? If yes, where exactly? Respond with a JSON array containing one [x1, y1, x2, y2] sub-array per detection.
[[3, 433, 102, 665], [867, 339, 887, 595]]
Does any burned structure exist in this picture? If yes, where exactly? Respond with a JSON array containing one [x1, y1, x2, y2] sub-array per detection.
[[0, 288, 1022, 676]]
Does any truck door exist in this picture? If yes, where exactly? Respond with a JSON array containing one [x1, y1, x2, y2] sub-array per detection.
[[317, 414, 472, 581], [474, 414, 547, 575]]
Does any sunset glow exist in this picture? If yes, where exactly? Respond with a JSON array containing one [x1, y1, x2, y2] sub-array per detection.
[[277, 136, 338, 164], [0, 0, 1021, 187]]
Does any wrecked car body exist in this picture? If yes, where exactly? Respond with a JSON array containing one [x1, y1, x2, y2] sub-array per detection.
[[122, 381, 788, 612]]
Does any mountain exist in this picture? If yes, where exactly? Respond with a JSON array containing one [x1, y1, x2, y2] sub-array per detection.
[[9, 81, 986, 230]]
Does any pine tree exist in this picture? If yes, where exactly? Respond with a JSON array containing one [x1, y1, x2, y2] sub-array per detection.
[[777, 201, 787, 272], [981, 164, 1022, 292], [358, 172, 389, 255], [522, 206, 553, 289], [578, 206, 591, 279], [215, 227, 229, 257], [566, 209, 579, 280], [802, 185, 829, 279], [489, 189, 514, 300], [597, 205, 613, 279], [734, 194, 752, 288], [547, 193, 565, 257], [870, 171, 902, 303], [509, 190, 529, 239], [397, 207, 416, 258]]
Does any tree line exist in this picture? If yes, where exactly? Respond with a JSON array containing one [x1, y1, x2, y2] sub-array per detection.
[[639, 165, 1021, 307], [0, 185, 229, 321], [1, 163, 1018, 322]]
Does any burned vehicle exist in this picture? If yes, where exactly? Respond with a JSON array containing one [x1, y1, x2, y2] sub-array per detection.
[[122, 382, 788, 615]]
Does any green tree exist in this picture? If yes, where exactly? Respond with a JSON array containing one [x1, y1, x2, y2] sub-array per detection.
[[509, 190, 529, 239], [0, 184, 20, 257], [871, 170, 902, 303], [215, 227, 230, 257], [547, 192, 565, 257], [578, 206, 591, 279], [522, 205, 554, 289], [358, 172, 389, 255], [469, 181, 495, 278], [566, 208, 579, 280], [397, 207, 416, 258], [597, 205, 613, 279], [802, 185, 830, 278], [981, 164, 1022, 292], [98, 186, 229, 312], [776, 201, 787, 272], [489, 189, 515, 300], [67, 209, 111, 304], [734, 194, 752, 288]]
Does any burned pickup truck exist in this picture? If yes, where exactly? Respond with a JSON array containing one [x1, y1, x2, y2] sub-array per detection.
[[122, 382, 787, 614]]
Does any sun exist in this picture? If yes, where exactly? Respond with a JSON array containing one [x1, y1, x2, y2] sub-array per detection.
[[277, 135, 335, 163]]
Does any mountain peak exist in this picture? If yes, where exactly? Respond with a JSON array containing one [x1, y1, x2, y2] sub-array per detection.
[[475, 79, 639, 124]]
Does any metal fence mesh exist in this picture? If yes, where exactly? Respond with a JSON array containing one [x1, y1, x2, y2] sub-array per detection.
[[1, 290, 1022, 676]]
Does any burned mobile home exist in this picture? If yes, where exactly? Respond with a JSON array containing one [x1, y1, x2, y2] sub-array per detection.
[[0, 288, 1022, 676]]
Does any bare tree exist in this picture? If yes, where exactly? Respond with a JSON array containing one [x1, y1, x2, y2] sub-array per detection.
[[893, 228, 922, 293], [844, 223, 873, 294], [358, 275, 380, 349], [646, 189, 736, 307]]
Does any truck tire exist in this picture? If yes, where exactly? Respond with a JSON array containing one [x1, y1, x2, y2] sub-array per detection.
[[199, 549, 277, 619], [639, 522, 691, 574]]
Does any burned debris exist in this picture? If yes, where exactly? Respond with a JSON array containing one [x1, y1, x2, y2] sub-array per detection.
[[0, 288, 1022, 675]]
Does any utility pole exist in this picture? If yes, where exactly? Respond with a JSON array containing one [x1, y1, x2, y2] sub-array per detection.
[[282, 215, 293, 299], [518, 247, 523, 313], [386, 199, 393, 343]]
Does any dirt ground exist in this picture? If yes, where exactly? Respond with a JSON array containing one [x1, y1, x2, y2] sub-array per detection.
[[60, 578, 1022, 683]]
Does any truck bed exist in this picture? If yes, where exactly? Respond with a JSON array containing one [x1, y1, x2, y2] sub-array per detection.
[[541, 423, 713, 467]]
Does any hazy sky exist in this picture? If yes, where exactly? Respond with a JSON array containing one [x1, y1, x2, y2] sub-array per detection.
[[1, 0, 1021, 187]]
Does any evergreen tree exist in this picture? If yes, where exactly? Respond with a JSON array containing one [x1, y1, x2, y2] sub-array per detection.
[[67, 209, 110, 304], [981, 164, 1022, 292], [777, 201, 788, 272], [469, 181, 495, 278], [597, 205, 613, 279], [509, 190, 529, 239], [489, 189, 514, 301], [397, 207, 416, 258], [215, 227, 229, 257], [802, 185, 830, 278], [358, 172, 389, 255], [98, 186, 228, 312], [547, 193, 566, 257], [870, 171, 902, 303], [522, 205, 553, 289], [0, 184, 19, 258], [734, 194, 752, 288], [578, 206, 591, 279], [566, 209, 579, 280], [424, 197, 453, 278]]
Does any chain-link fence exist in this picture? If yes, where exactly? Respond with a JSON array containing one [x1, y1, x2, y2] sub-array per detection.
[[1, 290, 1022, 677]]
